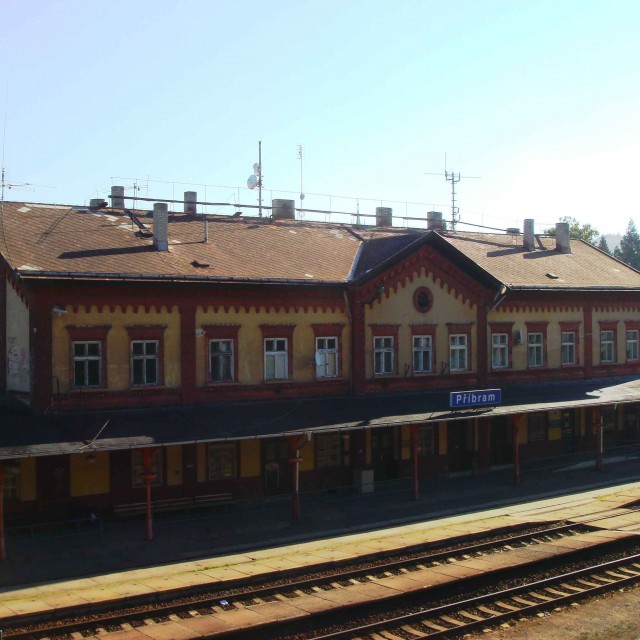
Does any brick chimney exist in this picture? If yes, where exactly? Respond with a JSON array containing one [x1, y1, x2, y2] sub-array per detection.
[[427, 211, 444, 231], [153, 203, 169, 251], [523, 219, 535, 251], [111, 185, 125, 209], [375, 207, 392, 227], [272, 199, 295, 220], [184, 191, 197, 217], [555, 222, 571, 254]]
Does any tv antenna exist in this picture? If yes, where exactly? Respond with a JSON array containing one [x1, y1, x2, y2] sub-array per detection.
[[425, 155, 481, 231], [297, 144, 305, 212], [246, 140, 263, 217]]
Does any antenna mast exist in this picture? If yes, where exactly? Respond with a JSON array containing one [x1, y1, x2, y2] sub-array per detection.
[[298, 144, 305, 214]]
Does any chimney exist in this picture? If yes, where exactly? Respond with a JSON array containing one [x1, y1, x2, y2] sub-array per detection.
[[375, 207, 392, 227], [271, 199, 295, 220], [89, 198, 107, 211], [555, 222, 571, 254], [111, 185, 125, 209], [184, 191, 197, 217], [523, 219, 535, 251], [153, 202, 169, 251], [427, 210, 444, 231]]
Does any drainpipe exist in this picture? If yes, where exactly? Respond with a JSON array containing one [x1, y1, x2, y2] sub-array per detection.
[[142, 448, 157, 541], [288, 435, 303, 521], [411, 424, 419, 501]]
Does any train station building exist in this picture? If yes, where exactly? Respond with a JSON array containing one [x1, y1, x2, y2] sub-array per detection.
[[2, 191, 640, 535]]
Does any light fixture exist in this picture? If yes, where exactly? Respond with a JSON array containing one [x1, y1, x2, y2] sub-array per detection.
[[52, 306, 68, 315]]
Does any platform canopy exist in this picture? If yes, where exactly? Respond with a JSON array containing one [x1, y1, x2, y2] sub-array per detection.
[[2, 375, 640, 459]]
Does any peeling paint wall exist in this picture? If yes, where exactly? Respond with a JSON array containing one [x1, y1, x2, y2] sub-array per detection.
[[6, 285, 30, 391]]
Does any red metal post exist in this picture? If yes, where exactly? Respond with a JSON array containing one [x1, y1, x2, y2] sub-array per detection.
[[512, 418, 520, 485], [0, 467, 5, 561], [288, 435, 305, 521], [142, 448, 156, 541], [411, 425, 419, 501], [595, 408, 603, 472]]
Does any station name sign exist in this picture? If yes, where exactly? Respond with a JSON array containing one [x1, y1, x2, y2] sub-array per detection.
[[449, 389, 502, 408]]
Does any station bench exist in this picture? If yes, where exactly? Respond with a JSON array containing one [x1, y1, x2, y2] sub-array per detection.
[[114, 492, 234, 518]]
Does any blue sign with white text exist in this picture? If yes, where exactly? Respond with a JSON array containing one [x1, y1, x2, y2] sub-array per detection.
[[450, 389, 502, 408]]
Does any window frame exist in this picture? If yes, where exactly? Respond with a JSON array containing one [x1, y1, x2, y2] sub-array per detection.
[[559, 321, 580, 367], [260, 325, 295, 381], [66, 325, 111, 389], [126, 325, 166, 387], [312, 323, 345, 380], [373, 336, 395, 375], [207, 442, 238, 480], [131, 448, 163, 488], [315, 433, 343, 468], [131, 339, 159, 386], [410, 324, 437, 375], [203, 324, 240, 384], [491, 333, 509, 369], [599, 322, 618, 364], [370, 324, 399, 377], [625, 321, 640, 362], [526, 322, 548, 369], [447, 323, 473, 373]]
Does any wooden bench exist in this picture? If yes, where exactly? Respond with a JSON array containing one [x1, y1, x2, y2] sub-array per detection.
[[114, 493, 233, 518]]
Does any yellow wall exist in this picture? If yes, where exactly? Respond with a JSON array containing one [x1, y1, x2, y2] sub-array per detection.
[[195, 306, 350, 386], [165, 445, 183, 486], [51, 304, 181, 393], [70, 452, 110, 496], [19, 458, 36, 501], [6, 282, 30, 391], [365, 269, 476, 377], [240, 440, 261, 477]]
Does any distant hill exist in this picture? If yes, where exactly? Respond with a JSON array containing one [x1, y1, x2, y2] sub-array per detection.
[[605, 234, 622, 252]]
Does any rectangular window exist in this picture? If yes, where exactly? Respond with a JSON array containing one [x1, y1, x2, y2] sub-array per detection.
[[528, 413, 547, 442], [315, 337, 339, 378], [131, 449, 162, 488], [131, 340, 158, 385], [208, 443, 237, 480], [417, 425, 436, 456], [449, 334, 468, 371], [316, 434, 342, 467], [600, 330, 615, 363], [627, 330, 639, 361], [527, 332, 544, 367], [413, 335, 433, 373], [265, 338, 288, 380], [210, 339, 234, 382], [491, 333, 508, 369], [73, 341, 102, 387], [374, 336, 394, 375], [561, 331, 576, 365]]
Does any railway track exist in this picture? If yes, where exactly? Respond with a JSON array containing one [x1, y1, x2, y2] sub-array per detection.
[[3, 504, 640, 640], [304, 552, 640, 640]]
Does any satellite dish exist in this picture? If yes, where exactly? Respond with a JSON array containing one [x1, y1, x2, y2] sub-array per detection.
[[247, 175, 258, 190], [253, 163, 261, 176]]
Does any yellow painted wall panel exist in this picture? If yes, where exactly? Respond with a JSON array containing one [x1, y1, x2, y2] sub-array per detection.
[[195, 307, 350, 386], [439, 422, 447, 455], [51, 304, 181, 393], [196, 443, 207, 482], [165, 446, 183, 486], [548, 427, 562, 441], [365, 269, 476, 377], [240, 440, 261, 477], [19, 458, 36, 501], [69, 452, 110, 496]]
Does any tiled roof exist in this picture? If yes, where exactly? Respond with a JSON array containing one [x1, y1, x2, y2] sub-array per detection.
[[443, 232, 640, 289], [1, 200, 639, 290]]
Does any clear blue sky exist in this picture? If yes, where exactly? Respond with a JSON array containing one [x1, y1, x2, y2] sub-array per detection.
[[2, 0, 639, 236]]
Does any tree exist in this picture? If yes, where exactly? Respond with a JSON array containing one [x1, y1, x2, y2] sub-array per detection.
[[544, 216, 601, 245], [597, 236, 611, 254], [613, 219, 640, 270]]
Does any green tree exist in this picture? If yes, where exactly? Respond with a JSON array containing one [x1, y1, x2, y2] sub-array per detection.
[[597, 235, 611, 254], [613, 219, 640, 270], [544, 216, 601, 245]]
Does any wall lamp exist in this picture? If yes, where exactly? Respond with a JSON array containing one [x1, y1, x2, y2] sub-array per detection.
[[52, 306, 68, 315]]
